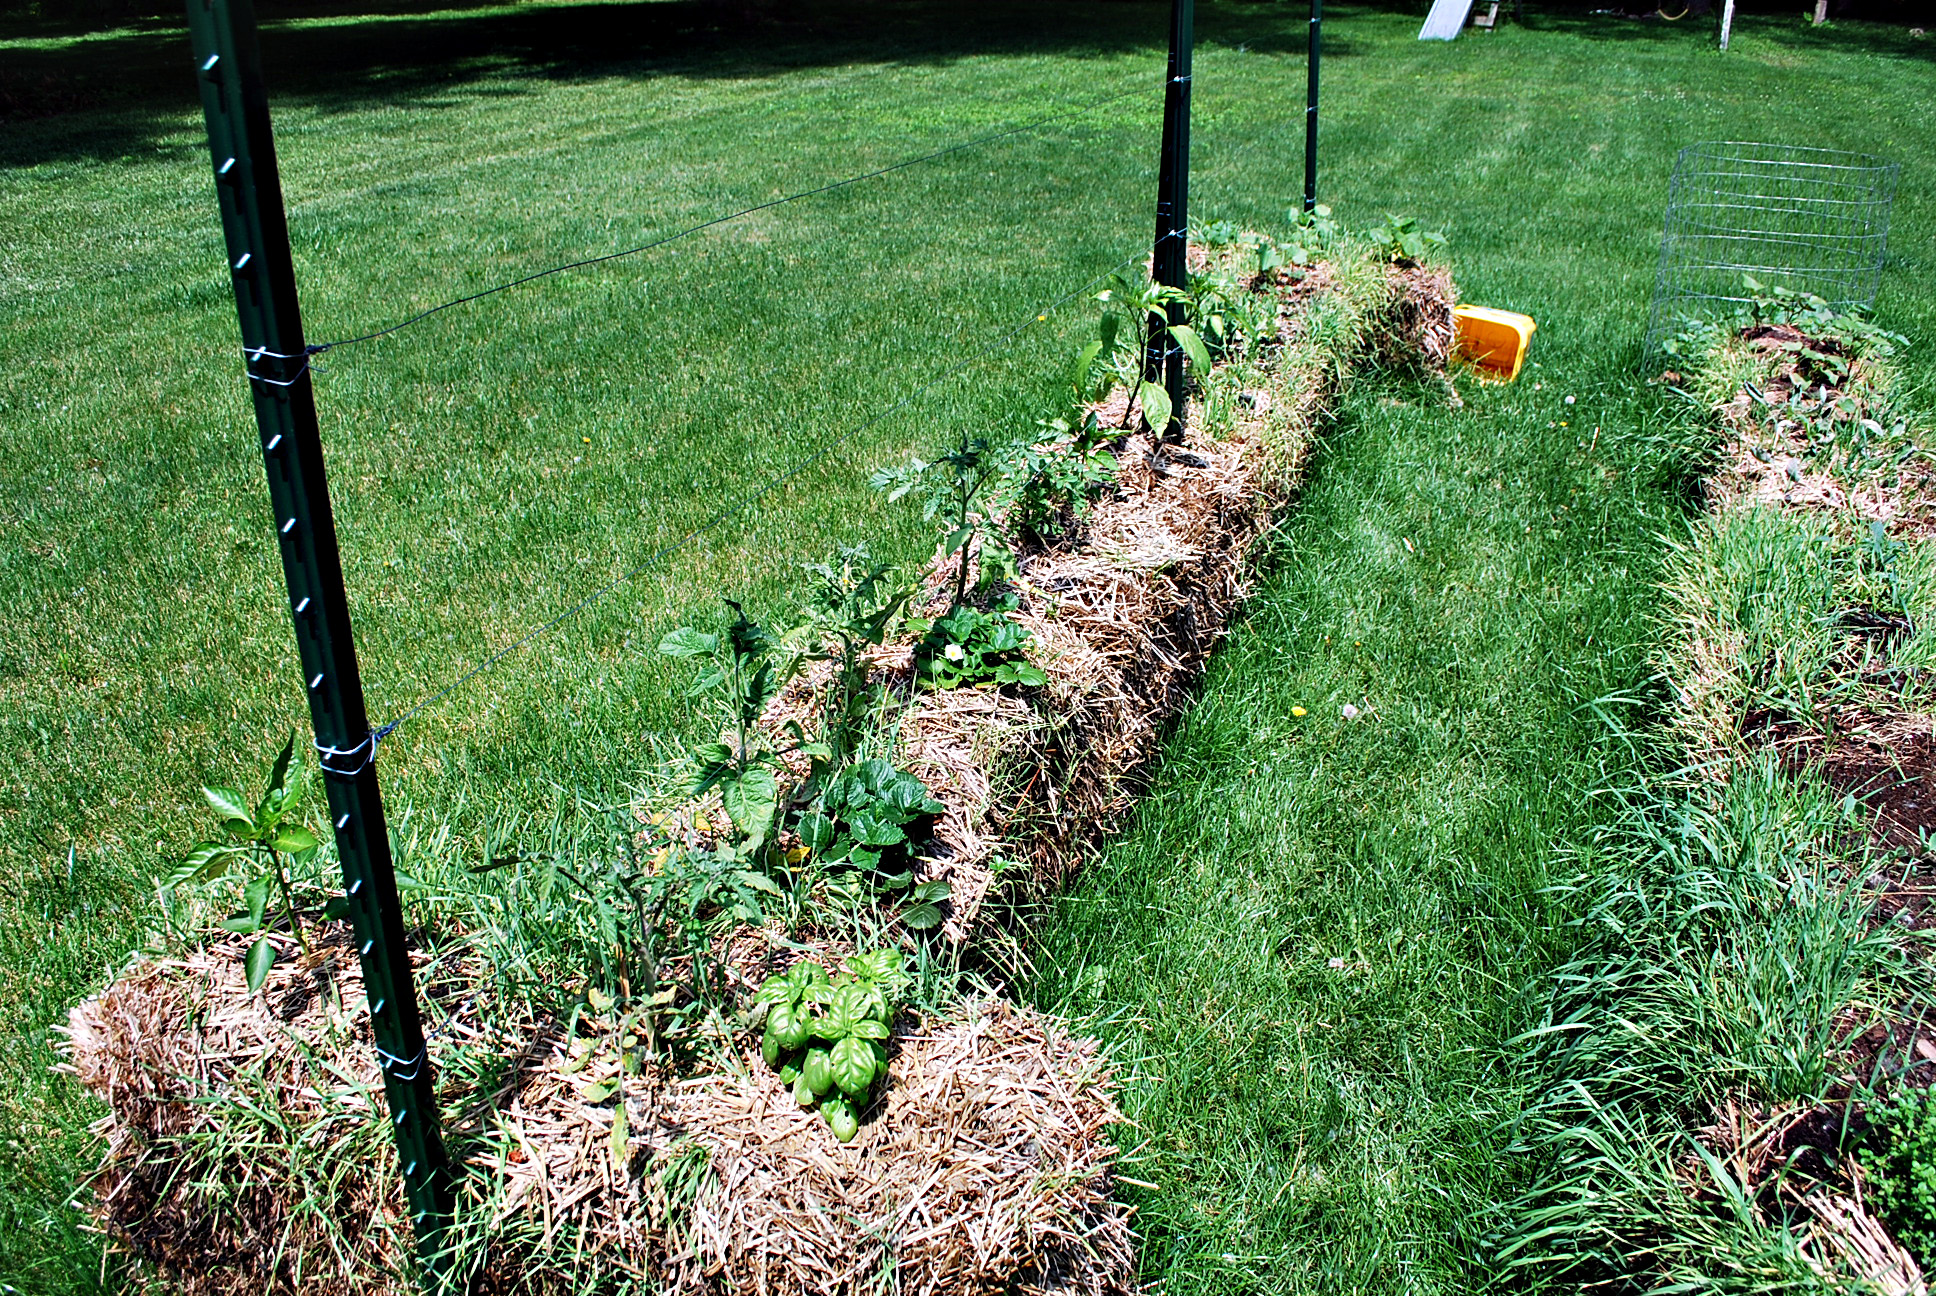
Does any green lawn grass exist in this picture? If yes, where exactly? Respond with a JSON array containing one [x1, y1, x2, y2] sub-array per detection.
[[2, 0, 1932, 1289]]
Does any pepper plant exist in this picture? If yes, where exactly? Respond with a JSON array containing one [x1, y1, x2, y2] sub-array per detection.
[[166, 733, 322, 993], [754, 950, 906, 1142], [794, 546, 913, 771], [1072, 270, 1211, 433]]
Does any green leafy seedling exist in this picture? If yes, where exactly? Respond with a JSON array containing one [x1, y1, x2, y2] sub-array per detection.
[[167, 733, 322, 993]]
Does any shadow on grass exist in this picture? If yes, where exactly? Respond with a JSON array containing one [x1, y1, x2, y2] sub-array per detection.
[[0, 0, 1383, 167]]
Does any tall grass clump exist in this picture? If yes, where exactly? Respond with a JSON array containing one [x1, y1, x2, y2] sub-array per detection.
[[1490, 754, 1913, 1290]]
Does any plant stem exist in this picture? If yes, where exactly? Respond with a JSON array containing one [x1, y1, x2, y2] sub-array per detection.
[[270, 847, 311, 956]]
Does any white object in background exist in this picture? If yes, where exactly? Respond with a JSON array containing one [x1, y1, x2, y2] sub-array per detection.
[[1419, 0, 1476, 40], [1719, 0, 1737, 48]]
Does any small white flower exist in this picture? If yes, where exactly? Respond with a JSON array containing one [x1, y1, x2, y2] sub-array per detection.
[[1341, 703, 1360, 720], [944, 642, 966, 662], [1327, 957, 1346, 970], [1564, 394, 1576, 405]]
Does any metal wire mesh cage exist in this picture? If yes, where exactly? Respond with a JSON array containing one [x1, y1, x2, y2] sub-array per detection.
[[1644, 141, 1899, 358]]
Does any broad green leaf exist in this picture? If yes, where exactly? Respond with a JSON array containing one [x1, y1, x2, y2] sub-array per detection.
[[262, 732, 296, 812], [1139, 381, 1172, 433], [793, 1073, 816, 1108], [720, 766, 779, 845], [583, 1080, 616, 1103], [943, 527, 974, 557], [220, 915, 261, 934], [1169, 324, 1212, 373], [656, 627, 718, 658], [822, 1096, 859, 1143], [321, 895, 351, 922], [830, 1036, 876, 1099], [901, 903, 944, 931], [244, 936, 275, 993], [243, 874, 271, 929], [910, 880, 951, 904], [851, 1019, 890, 1041], [734, 870, 784, 897], [803, 1046, 835, 1098], [271, 824, 318, 854], [203, 786, 253, 829], [168, 842, 240, 888], [770, 1000, 811, 1051], [1071, 340, 1105, 391], [797, 813, 837, 852]]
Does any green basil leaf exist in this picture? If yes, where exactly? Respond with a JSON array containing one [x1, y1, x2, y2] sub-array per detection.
[[803, 1046, 835, 1098], [822, 1096, 859, 1143], [830, 1036, 876, 1100]]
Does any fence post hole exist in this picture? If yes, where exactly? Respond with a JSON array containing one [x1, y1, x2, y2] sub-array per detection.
[[1305, 0, 1321, 212], [1147, 0, 1194, 438], [182, 0, 455, 1279]]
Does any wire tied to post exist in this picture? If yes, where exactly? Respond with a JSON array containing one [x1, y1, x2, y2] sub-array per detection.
[[314, 721, 397, 777], [373, 1042, 428, 1081]]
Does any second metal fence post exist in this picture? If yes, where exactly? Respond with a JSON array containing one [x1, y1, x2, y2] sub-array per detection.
[[1147, 0, 1193, 438], [1305, 0, 1322, 212]]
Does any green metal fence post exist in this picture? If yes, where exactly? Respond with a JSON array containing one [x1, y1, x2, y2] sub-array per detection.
[[1305, 0, 1322, 212], [1146, 0, 1193, 438], [181, 0, 454, 1278]]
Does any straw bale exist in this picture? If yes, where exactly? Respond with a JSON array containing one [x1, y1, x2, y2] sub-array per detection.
[[475, 998, 1130, 1296], [59, 925, 444, 1296]]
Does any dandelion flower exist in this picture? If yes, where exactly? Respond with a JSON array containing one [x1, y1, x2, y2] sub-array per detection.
[[1291, 705, 1307, 717]]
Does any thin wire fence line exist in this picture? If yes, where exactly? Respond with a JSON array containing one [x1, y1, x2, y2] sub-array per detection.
[[368, 244, 1155, 746], [252, 85, 1150, 368]]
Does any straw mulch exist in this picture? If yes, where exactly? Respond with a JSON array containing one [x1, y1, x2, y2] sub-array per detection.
[[477, 998, 1130, 1296], [1704, 322, 1936, 537], [1699, 1097, 1927, 1296]]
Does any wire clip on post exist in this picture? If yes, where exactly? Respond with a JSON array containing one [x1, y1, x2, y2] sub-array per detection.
[[182, 0, 454, 1280], [1147, 0, 1194, 439]]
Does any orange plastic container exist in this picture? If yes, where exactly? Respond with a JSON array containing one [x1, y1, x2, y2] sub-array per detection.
[[1453, 305, 1536, 382]]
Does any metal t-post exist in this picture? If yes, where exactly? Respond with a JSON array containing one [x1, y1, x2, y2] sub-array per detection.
[[1146, 0, 1193, 438], [1305, 0, 1322, 212], [182, 0, 454, 1278]]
